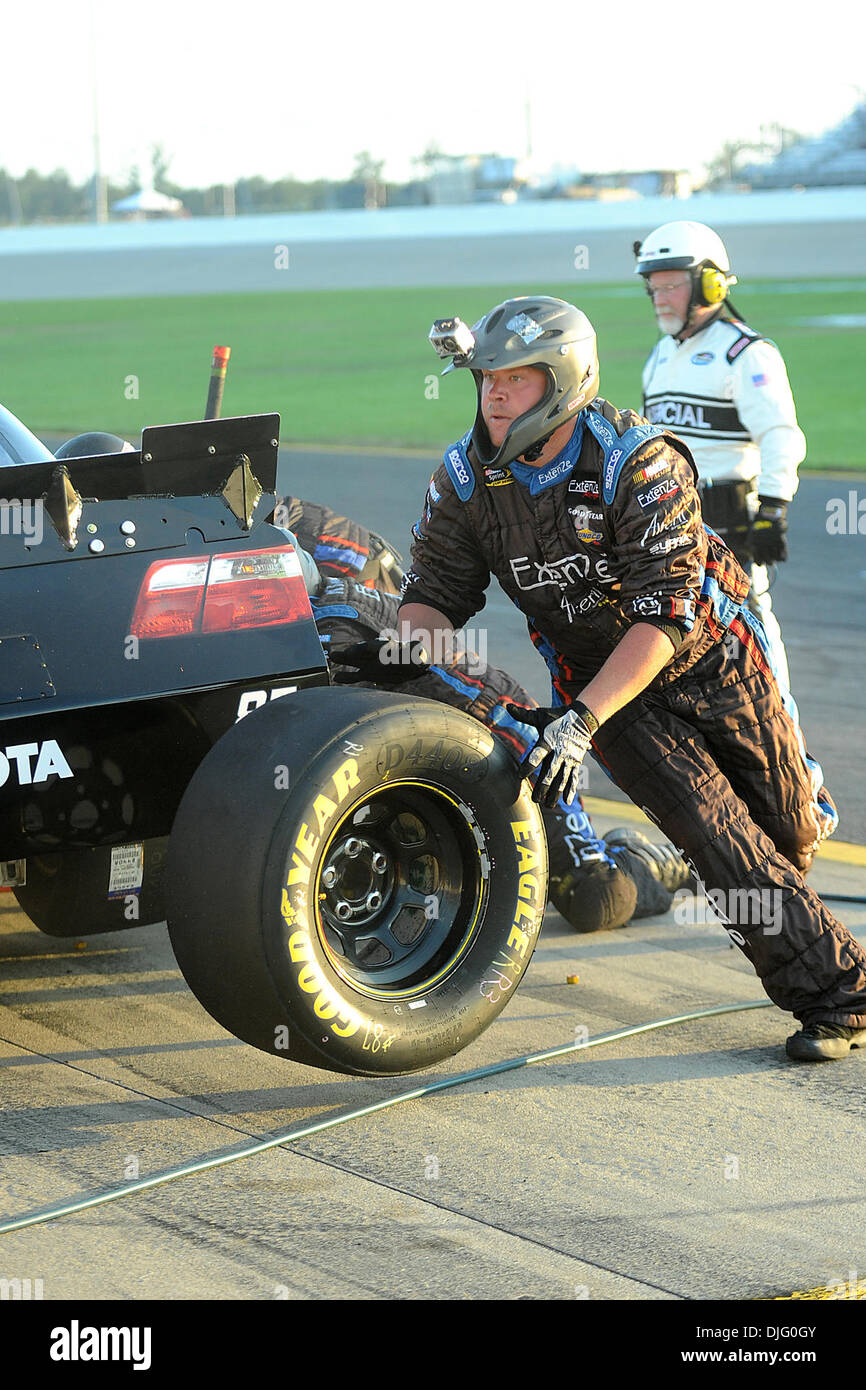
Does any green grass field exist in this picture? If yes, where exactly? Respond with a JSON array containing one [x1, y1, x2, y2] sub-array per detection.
[[2, 280, 864, 469]]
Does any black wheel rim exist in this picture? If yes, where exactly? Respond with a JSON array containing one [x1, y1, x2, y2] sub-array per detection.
[[314, 781, 488, 998]]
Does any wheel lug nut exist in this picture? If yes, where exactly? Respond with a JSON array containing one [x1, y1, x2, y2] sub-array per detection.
[[366, 891, 382, 911], [345, 838, 363, 858], [322, 867, 338, 888], [371, 852, 388, 873], [335, 901, 353, 920]]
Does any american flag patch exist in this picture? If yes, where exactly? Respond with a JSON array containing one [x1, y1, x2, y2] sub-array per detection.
[[751, 372, 768, 386]]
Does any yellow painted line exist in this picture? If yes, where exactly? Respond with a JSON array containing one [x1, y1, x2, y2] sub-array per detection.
[[583, 795, 866, 867], [815, 839, 866, 866], [0, 948, 140, 964], [764, 1278, 866, 1300]]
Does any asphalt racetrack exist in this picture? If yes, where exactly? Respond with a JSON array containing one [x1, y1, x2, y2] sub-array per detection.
[[0, 208, 864, 1312], [1, 446, 864, 1309]]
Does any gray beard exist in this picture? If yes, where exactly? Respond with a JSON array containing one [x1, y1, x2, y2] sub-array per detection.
[[656, 312, 685, 337]]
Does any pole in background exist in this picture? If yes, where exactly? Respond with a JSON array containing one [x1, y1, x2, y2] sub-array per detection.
[[90, 0, 107, 223], [204, 346, 231, 420]]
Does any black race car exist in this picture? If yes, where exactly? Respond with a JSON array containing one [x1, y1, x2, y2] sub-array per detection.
[[0, 401, 547, 1077]]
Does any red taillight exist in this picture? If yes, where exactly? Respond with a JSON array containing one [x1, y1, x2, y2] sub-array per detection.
[[202, 548, 312, 632], [131, 546, 312, 639], [130, 557, 209, 638]]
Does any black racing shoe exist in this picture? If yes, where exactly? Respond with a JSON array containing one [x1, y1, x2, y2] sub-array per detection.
[[785, 1023, 866, 1062], [604, 827, 693, 918]]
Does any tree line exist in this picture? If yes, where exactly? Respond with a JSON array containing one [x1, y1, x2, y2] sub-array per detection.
[[0, 150, 409, 224]]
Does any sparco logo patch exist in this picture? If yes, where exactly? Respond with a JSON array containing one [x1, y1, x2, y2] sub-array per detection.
[[447, 449, 471, 486], [604, 448, 622, 491], [637, 480, 680, 509], [0, 740, 74, 787]]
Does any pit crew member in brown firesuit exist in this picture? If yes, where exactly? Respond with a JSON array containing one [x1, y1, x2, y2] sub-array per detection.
[[275, 494, 693, 934], [334, 297, 866, 1063]]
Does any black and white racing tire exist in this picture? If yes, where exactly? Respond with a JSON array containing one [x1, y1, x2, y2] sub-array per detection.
[[165, 687, 548, 1076]]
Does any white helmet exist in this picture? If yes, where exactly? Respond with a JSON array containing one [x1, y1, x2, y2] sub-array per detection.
[[634, 221, 737, 307]]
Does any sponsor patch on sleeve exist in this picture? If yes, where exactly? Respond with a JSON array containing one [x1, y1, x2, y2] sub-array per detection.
[[632, 458, 672, 486], [636, 480, 680, 509]]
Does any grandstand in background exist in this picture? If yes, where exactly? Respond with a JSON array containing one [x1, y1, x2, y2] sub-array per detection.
[[743, 102, 866, 187]]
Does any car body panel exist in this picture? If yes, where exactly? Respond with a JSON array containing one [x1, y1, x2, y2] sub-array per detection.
[[0, 410, 329, 858]]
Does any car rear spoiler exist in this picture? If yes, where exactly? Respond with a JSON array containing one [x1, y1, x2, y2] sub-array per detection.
[[0, 414, 280, 557]]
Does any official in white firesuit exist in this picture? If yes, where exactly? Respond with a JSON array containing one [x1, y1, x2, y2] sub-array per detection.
[[634, 221, 805, 689]]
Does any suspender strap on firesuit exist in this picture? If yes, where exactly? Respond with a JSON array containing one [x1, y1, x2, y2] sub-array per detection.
[[583, 410, 667, 504]]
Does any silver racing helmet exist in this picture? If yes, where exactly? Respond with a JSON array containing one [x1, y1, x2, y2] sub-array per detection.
[[429, 297, 599, 467], [54, 432, 136, 459]]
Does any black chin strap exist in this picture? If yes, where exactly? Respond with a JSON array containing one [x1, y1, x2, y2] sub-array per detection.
[[673, 274, 702, 342], [674, 301, 728, 344], [521, 431, 557, 463]]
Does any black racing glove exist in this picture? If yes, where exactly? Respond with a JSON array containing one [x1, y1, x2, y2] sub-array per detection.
[[505, 702, 596, 809], [329, 636, 431, 686], [751, 496, 789, 565]]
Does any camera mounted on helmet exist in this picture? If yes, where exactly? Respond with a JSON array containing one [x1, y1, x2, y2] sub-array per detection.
[[429, 317, 477, 367], [428, 297, 600, 470]]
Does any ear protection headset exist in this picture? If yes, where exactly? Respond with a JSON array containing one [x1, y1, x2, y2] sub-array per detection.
[[697, 264, 735, 306]]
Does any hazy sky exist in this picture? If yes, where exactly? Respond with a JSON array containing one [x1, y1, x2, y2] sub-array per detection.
[[5, 0, 864, 188]]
